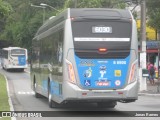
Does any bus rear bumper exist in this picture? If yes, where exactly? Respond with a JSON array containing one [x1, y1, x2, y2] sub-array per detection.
[[62, 81, 139, 103], [6, 65, 28, 69]]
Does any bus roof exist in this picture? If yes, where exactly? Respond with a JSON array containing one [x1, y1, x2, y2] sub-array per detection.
[[2, 47, 25, 51], [70, 8, 131, 19], [35, 8, 132, 36]]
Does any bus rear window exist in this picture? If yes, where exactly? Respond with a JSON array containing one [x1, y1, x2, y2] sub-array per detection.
[[71, 19, 132, 58], [71, 20, 131, 39], [71, 20, 132, 51], [11, 49, 25, 55]]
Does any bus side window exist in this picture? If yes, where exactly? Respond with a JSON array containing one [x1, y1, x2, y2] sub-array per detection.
[[57, 30, 64, 65]]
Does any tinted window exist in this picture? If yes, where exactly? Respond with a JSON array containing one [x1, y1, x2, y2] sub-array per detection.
[[11, 49, 25, 55], [72, 20, 131, 38], [71, 19, 132, 59]]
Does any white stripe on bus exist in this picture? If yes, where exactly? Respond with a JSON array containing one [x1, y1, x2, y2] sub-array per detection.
[[74, 37, 130, 42]]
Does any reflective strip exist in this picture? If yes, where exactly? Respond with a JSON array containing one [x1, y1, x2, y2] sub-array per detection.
[[74, 37, 130, 42]]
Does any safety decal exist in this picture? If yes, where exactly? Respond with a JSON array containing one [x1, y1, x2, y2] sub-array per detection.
[[84, 80, 91, 86]]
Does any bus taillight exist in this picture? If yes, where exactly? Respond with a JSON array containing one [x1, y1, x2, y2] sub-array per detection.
[[128, 62, 136, 84], [66, 59, 76, 84]]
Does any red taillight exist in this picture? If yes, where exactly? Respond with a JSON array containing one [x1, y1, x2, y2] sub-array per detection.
[[82, 93, 87, 96], [118, 92, 123, 95], [98, 48, 107, 52]]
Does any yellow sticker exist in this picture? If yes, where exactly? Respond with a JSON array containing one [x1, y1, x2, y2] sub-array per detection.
[[115, 70, 121, 77]]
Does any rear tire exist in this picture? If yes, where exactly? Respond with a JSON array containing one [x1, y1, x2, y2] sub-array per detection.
[[97, 101, 117, 108]]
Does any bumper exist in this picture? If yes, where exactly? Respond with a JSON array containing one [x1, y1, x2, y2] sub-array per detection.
[[6, 65, 28, 69], [61, 81, 139, 103]]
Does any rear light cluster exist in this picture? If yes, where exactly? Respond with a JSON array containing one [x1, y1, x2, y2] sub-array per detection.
[[66, 59, 76, 84], [128, 61, 137, 84]]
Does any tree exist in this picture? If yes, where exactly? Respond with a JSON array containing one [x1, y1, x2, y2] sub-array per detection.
[[0, 0, 12, 33], [1, 0, 64, 48], [1, 0, 127, 56], [0, 0, 12, 18], [64, 0, 126, 9], [146, 0, 160, 40], [0, 0, 66, 62]]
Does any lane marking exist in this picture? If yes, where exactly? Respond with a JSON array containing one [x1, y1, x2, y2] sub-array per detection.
[[17, 91, 35, 95], [4, 75, 16, 120]]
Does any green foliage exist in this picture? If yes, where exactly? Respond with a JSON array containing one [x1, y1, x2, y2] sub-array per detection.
[[0, 0, 12, 18], [64, 0, 126, 9], [146, 0, 160, 31], [1, 0, 126, 58], [0, 0, 64, 50]]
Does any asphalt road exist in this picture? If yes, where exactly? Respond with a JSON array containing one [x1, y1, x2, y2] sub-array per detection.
[[0, 68, 160, 120]]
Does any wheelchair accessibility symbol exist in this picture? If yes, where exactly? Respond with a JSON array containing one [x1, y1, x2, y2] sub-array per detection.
[[84, 80, 91, 86]]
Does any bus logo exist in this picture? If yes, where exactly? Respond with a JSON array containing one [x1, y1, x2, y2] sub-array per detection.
[[80, 60, 95, 66]]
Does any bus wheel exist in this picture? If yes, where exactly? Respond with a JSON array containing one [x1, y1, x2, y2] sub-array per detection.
[[33, 79, 41, 98], [97, 101, 117, 108], [48, 88, 53, 108]]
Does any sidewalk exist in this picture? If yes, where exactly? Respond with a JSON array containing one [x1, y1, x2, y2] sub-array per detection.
[[139, 79, 160, 96]]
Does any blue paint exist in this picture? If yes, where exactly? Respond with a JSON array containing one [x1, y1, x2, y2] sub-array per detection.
[[42, 80, 48, 92], [42, 80, 62, 96], [18, 55, 26, 65], [75, 54, 130, 89], [50, 81, 60, 96]]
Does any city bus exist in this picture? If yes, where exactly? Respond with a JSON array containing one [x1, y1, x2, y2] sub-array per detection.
[[31, 8, 139, 108], [1, 47, 28, 71]]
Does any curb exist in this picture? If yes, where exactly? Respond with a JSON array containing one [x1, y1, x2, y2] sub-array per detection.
[[138, 93, 160, 96], [4, 75, 17, 120]]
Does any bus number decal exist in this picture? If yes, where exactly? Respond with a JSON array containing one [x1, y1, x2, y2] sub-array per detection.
[[92, 26, 112, 33], [113, 61, 126, 65]]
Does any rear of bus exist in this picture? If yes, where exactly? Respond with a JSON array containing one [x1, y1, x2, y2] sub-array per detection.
[[3, 47, 28, 71], [63, 8, 139, 105]]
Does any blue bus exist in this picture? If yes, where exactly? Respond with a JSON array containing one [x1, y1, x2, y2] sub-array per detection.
[[31, 8, 139, 108]]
